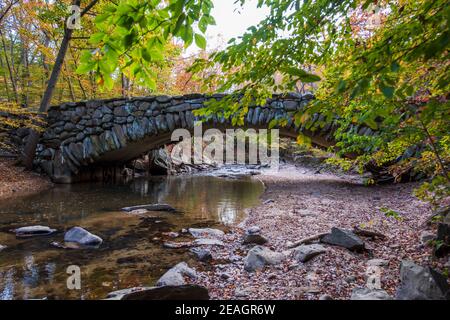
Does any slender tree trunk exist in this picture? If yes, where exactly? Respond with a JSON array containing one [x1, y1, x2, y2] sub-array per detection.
[[419, 119, 450, 183], [0, 0, 19, 24], [41, 33, 50, 93], [69, 45, 87, 99], [121, 73, 129, 98], [64, 63, 76, 101], [20, 0, 81, 169], [0, 54, 11, 101], [0, 29, 18, 103], [20, 41, 30, 108]]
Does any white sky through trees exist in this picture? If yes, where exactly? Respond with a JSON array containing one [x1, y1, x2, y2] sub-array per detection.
[[185, 0, 269, 55]]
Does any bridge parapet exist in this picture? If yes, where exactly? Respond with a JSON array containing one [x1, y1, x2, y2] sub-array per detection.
[[36, 93, 335, 183]]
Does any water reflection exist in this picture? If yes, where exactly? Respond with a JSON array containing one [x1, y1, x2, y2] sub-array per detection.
[[0, 175, 263, 299]]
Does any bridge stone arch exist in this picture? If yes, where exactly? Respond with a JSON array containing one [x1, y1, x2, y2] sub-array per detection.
[[37, 93, 336, 183]]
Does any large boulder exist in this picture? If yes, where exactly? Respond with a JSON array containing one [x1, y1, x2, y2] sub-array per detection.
[[188, 228, 224, 239], [292, 244, 327, 263], [351, 288, 393, 300], [64, 227, 103, 247], [14, 226, 56, 238], [396, 260, 450, 300], [120, 285, 209, 300], [321, 227, 365, 252], [244, 246, 285, 272], [156, 262, 197, 287]]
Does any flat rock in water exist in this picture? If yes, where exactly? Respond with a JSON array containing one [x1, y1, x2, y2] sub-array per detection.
[[321, 227, 365, 252], [194, 238, 225, 247], [127, 209, 149, 215], [351, 288, 393, 300], [14, 225, 56, 238], [121, 285, 209, 300], [50, 241, 83, 250], [163, 241, 193, 249], [0, 245, 6, 251], [64, 227, 103, 247], [242, 234, 268, 245], [396, 260, 450, 300], [292, 244, 327, 263], [244, 245, 285, 272], [188, 228, 224, 239], [156, 262, 197, 287], [122, 204, 177, 213]]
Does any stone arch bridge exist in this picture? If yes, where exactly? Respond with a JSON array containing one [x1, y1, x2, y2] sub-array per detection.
[[37, 93, 341, 183]]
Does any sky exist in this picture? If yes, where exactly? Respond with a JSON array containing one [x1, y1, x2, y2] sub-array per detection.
[[185, 0, 269, 55]]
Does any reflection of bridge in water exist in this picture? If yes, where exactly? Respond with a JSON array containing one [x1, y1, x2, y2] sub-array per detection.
[[36, 93, 342, 183]]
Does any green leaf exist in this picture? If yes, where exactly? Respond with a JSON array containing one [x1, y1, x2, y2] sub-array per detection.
[[337, 79, 347, 93], [380, 84, 395, 99], [76, 62, 95, 74], [390, 61, 400, 72], [194, 33, 207, 49], [89, 32, 104, 45], [173, 13, 186, 36], [283, 67, 321, 82], [141, 48, 152, 62]]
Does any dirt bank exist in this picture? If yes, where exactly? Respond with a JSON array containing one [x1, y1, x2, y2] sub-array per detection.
[[196, 165, 447, 300], [0, 159, 52, 200]]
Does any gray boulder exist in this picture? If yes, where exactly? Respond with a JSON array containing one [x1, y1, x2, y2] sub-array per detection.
[[244, 245, 285, 272], [188, 228, 224, 239], [351, 288, 393, 300], [242, 234, 268, 245], [246, 226, 261, 235], [292, 244, 327, 263], [120, 285, 209, 300], [189, 248, 212, 262], [156, 262, 197, 287], [0, 244, 6, 251], [396, 260, 449, 300], [420, 231, 435, 245], [14, 225, 56, 238], [321, 227, 365, 251], [64, 227, 103, 246], [367, 259, 389, 267]]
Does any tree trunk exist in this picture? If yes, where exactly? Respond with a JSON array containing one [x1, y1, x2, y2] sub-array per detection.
[[20, 0, 81, 169], [20, 41, 30, 108], [0, 29, 18, 103], [69, 45, 87, 99], [0, 53, 11, 101]]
